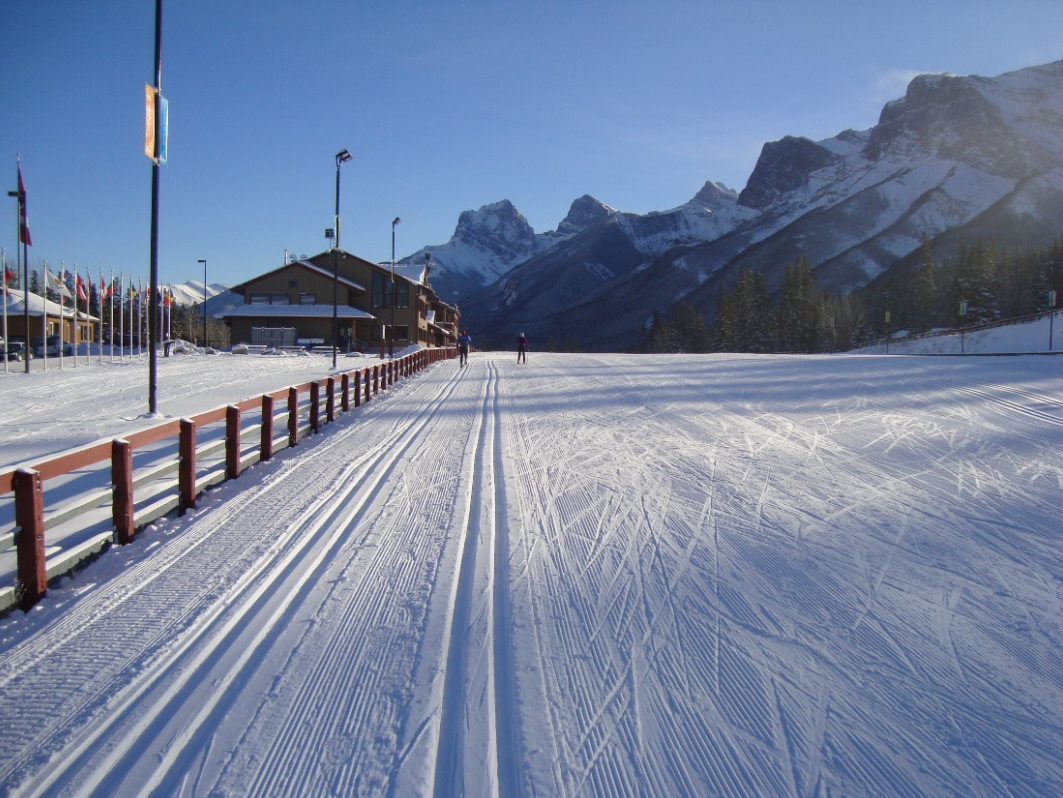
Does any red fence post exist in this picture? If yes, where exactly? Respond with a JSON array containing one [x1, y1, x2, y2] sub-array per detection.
[[112, 439, 134, 546], [326, 377, 336, 423], [341, 373, 350, 413], [288, 387, 299, 447], [226, 405, 242, 480], [180, 418, 196, 513], [310, 381, 320, 432], [365, 367, 371, 402], [373, 365, 379, 394], [354, 371, 361, 407], [261, 395, 274, 462], [13, 468, 46, 611]]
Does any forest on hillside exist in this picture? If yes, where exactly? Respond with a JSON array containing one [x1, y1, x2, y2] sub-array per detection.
[[645, 234, 1063, 354]]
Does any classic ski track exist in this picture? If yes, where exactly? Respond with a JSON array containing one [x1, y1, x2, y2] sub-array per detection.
[[431, 359, 519, 798], [9, 364, 464, 798], [198, 364, 480, 797], [4, 355, 1063, 797], [950, 384, 1063, 428]]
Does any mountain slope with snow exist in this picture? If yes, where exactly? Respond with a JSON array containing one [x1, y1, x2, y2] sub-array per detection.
[[451, 59, 1063, 350], [164, 280, 231, 307]]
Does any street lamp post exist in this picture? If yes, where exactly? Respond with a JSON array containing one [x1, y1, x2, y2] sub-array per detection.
[[332, 149, 352, 369], [198, 259, 206, 347], [390, 217, 400, 359]]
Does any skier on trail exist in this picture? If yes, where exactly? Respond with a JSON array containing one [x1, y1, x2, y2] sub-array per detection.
[[457, 329, 472, 367], [517, 332, 528, 364]]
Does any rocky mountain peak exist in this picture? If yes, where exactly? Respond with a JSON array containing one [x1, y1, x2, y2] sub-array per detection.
[[691, 181, 739, 209], [453, 200, 534, 247], [738, 136, 838, 211], [556, 195, 617, 236], [866, 70, 1032, 174]]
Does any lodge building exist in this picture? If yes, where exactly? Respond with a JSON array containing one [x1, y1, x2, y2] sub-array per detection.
[[223, 250, 459, 352]]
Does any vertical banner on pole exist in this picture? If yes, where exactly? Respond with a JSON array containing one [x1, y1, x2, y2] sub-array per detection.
[[144, 83, 156, 160]]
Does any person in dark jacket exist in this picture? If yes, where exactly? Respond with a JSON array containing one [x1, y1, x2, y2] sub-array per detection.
[[457, 330, 472, 366], [516, 332, 528, 364]]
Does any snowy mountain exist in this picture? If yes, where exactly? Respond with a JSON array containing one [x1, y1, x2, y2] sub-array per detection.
[[450, 59, 1063, 350], [164, 280, 231, 307], [402, 196, 617, 304], [164, 280, 241, 319]]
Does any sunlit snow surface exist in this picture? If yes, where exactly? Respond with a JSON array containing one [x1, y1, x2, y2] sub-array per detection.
[[0, 347, 1061, 797]]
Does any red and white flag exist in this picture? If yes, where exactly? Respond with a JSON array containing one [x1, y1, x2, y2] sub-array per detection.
[[76, 272, 88, 302], [17, 159, 31, 247]]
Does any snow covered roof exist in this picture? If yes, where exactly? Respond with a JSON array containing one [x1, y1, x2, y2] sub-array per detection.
[[222, 303, 375, 321], [2, 288, 100, 322]]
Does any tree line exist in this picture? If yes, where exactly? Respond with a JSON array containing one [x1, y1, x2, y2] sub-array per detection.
[[644, 234, 1063, 354]]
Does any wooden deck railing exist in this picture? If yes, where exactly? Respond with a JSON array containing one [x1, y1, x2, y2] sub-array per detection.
[[0, 347, 456, 614]]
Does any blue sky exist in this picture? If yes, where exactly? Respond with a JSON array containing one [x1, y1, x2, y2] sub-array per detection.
[[2, 0, 1061, 287]]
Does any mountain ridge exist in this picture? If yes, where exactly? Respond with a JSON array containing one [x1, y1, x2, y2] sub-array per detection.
[[409, 59, 1063, 350]]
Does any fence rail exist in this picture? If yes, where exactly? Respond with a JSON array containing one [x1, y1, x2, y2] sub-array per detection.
[[870, 307, 1061, 351], [0, 347, 457, 614]]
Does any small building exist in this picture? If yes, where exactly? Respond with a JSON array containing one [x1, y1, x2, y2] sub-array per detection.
[[2, 288, 98, 345], [224, 250, 459, 351]]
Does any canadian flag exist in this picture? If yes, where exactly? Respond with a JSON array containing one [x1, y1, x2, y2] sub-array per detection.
[[76, 273, 88, 302]]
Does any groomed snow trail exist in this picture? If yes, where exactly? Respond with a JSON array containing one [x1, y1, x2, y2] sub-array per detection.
[[1, 353, 1062, 797]]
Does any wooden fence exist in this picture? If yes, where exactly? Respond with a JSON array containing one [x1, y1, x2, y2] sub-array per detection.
[[0, 347, 456, 614]]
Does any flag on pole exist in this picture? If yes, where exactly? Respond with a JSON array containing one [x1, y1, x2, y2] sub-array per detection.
[[76, 272, 88, 302], [44, 265, 72, 298], [17, 159, 31, 247]]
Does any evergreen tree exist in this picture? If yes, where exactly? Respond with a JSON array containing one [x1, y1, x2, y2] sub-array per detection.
[[670, 301, 710, 353], [911, 233, 938, 332], [715, 270, 772, 352], [775, 257, 817, 351], [953, 239, 998, 324]]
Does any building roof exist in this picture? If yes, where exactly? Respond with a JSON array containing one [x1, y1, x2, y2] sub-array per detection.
[[229, 259, 367, 294], [2, 288, 100, 322], [222, 304, 375, 321]]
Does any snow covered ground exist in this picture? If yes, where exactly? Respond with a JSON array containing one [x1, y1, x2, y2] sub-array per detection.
[[856, 310, 1063, 356], [0, 341, 1062, 797], [0, 346, 377, 469]]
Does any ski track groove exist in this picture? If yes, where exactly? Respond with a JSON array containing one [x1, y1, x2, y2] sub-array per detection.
[[3, 363, 466, 797], [3, 355, 1063, 796]]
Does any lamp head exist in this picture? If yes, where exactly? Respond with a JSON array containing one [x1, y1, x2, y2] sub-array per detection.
[[393, 217, 401, 227], [336, 149, 352, 165]]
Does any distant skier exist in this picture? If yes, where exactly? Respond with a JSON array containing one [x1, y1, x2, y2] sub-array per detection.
[[517, 332, 528, 364], [457, 329, 472, 366]]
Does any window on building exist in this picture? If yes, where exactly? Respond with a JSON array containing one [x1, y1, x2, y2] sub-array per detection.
[[372, 271, 410, 308], [372, 272, 390, 309], [250, 292, 291, 305], [299, 293, 316, 305]]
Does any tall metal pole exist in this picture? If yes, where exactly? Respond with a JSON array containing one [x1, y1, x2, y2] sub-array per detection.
[[8, 160, 30, 374], [390, 217, 400, 359], [332, 149, 351, 369], [148, 0, 163, 414], [199, 259, 207, 347], [333, 160, 340, 369]]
